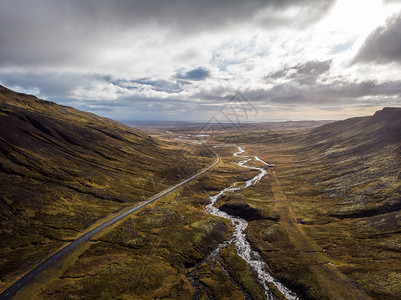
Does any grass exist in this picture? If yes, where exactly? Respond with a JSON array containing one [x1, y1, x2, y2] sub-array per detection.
[[18, 163, 234, 299], [219, 244, 266, 300], [232, 119, 401, 299], [0, 85, 214, 292], [18, 143, 290, 299], [3, 88, 401, 300]]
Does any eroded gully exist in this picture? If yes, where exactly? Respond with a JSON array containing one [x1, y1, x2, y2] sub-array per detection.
[[187, 146, 298, 300]]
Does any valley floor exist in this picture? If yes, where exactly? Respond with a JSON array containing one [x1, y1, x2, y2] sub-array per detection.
[[9, 126, 401, 300], [241, 138, 401, 300]]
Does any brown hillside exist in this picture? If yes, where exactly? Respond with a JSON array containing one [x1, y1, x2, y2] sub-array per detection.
[[0, 85, 210, 289], [216, 108, 401, 298], [306, 107, 401, 154]]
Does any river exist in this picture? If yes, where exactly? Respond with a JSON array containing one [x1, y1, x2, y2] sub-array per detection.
[[204, 146, 298, 300]]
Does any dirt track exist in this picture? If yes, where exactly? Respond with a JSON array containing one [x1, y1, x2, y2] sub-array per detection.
[[270, 170, 371, 300]]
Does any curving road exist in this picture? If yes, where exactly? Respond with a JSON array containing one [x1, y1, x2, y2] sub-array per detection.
[[0, 150, 219, 300]]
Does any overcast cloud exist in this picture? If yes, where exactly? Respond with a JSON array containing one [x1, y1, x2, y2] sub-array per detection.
[[0, 0, 400, 121], [353, 12, 401, 64]]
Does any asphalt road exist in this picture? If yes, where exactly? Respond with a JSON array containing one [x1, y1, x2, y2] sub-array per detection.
[[0, 151, 219, 300]]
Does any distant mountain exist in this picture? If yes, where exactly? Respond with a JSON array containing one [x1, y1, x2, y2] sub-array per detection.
[[0, 85, 207, 289]]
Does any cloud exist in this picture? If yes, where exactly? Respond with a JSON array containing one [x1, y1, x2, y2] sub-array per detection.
[[294, 60, 332, 76], [382, 0, 401, 3], [1, 0, 400, 121], [0, 71, 95, 100], [214, 78, 401, 109], [175, 67, 211, 81], [106, 77, 183, 94], [0, 0, 335, 71], [352, 12, 401, 64], [267, 60, 332, 84]]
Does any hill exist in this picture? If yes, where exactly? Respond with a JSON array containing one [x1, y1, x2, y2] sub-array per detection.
[[0, 85, 211, 290], [240, 107, 401, 298], [301, 107, 401, 217], [188, 107, 401, 298], [305, 107, 401, 154]]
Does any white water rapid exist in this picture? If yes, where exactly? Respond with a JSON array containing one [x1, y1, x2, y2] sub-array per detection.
[[205, 146, 298, 300]]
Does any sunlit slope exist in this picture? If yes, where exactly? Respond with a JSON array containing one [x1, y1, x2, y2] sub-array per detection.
[[0, 85, 209, 289]]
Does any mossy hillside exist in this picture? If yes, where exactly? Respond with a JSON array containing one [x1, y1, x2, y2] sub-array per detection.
[[28, 145, 292, 299], [0, 85, 212, 290], [272, 141, 401, 276], [6, 106, 401, 299], [150, 113, 401, 299], [30, 157, 239, 299], [223, 112, 401, 299]]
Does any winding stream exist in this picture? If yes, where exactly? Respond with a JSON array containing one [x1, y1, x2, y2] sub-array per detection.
[[205, 146, 298, 300]]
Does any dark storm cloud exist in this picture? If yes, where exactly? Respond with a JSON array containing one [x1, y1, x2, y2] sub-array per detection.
[[175, 67, 211, 81], [292, 60, 332, 85], [193, 79, 401, 107], [267, 60, 332, 84], [264, 79, 401, 104], [294, 60, 332, 75], [353, 12, 401, 64], [5, 0, 399, 121], [0, 0, 335, 68]]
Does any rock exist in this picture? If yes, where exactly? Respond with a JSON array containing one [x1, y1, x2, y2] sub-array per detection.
[[219, 202, 263, 221]]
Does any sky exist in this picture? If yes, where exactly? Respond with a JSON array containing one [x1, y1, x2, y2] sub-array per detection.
[[1, 0, 401, 122]]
